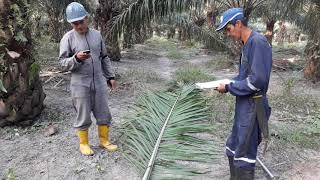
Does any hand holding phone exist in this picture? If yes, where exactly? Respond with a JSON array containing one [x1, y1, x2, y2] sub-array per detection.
[[83, 50, 91, 54], [76, 50, 91, 61]]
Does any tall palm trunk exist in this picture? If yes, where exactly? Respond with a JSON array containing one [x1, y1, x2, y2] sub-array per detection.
[[206, 3, 219, 28], [96, 0, 121, 61], [304, 39, 320, 82], [265, 19, 275, 45], [304, 2, 320, 82], [304, 40, 320, 81], [0, 0, 45, 127]]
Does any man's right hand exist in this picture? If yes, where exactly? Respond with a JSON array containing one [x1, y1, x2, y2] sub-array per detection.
[[216, 83, 227, 94], [76, 51, 91, 61]]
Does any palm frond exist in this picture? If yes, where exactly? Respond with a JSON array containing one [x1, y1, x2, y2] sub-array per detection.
[[111, 0, 209, 37], [150, 11, 230, 52], [303, 1, 320, 38], [120, 85, 220, 179], [173, 14, 230, 51], [256, 0, 308, 22], [215, 0, 267, 19]]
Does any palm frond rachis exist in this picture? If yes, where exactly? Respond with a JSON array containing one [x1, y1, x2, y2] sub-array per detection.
[[120, 85, 220, 179]]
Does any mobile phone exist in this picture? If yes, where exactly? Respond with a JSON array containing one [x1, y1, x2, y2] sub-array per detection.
[[83, 50, 91, 54]]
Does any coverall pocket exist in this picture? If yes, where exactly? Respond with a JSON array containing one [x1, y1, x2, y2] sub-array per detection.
[[71, 85, 90, 98], [267, 106, 271, 119], [74, 62, 91, 75], [239, 111, 256, 127], [237, 125, 249, 146]]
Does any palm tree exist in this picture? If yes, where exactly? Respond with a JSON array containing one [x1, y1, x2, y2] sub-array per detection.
[[36, 0, 91, 42], [111, 0, 269, 58], [150, 11, 229, 51], [216, 0, 266, 20], [112, 0, 234, 54], [120, 85, 219, 179], [95, 0, 122, 61], [206, 1, 223, 28], [255, 0, 307, 45], [0, 0, 45, 126], [303, 1, 320, 81], [280, 0, 320, 81]]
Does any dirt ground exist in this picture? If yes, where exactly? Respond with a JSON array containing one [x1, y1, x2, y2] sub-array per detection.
[[0, 38, 319, 180]]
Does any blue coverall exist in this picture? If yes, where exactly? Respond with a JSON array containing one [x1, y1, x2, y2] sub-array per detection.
[[225, 31, 272, 170]]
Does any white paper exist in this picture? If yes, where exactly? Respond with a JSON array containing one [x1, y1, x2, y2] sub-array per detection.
[[195, 79, 235, 89]]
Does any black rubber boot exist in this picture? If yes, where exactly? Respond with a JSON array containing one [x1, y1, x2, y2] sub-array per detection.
[[235, 168, 254, 180], [228, 156, 236, 180]]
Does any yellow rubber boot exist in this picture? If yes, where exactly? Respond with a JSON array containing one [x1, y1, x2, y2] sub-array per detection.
[[98, 125, 118, 152], [77, 130, 94, 156]]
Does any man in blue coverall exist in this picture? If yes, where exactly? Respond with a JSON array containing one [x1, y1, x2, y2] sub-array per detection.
[[215, 8, 272, 180]]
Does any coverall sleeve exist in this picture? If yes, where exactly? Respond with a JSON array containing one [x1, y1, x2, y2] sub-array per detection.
[[58, 35, 82, 72], [100, 36, 115, 79], [227, 39, 271, 96]]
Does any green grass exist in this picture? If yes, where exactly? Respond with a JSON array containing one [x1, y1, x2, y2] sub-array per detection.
[[283, 130, 316, 148], [270, 92, 319, 121], [273, 41, 307, 52], [183, 40, 201, 49], [173, 65, 215, 84], [307, 112, 320, 135], [205, 56, 234, 70], [269, 78, 320, 149], [120, 68, 162, 84], [145, 36, 177, 50], [145, 36, 200, 60], [4, 168, 15, 180], [272, 119, 320, 149], [167, 48, 184, 59], [269, 73, 319, 121], [145, 36, 183, 59]]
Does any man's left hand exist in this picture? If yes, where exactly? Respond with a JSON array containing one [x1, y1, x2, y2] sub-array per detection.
[[109, 79, 117, 91], [0, 99, 7, 116], [216, 83, 227, 93]]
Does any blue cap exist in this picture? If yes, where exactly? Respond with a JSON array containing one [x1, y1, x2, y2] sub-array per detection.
[[216, 8, 244, 31], [66, 2, 89, 23]]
